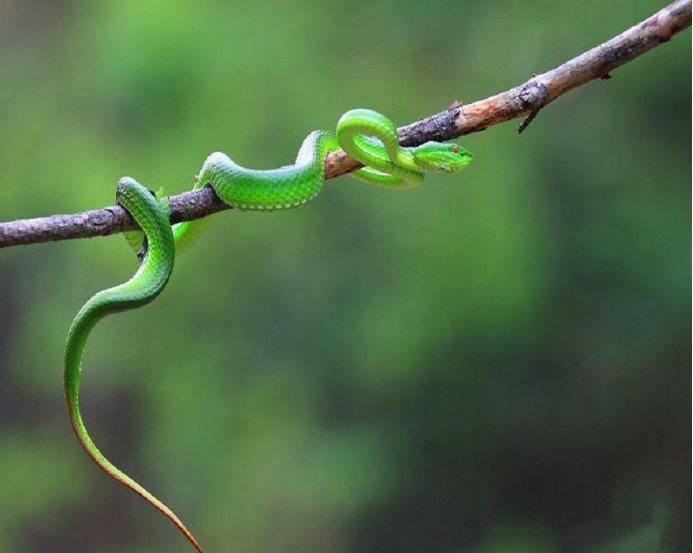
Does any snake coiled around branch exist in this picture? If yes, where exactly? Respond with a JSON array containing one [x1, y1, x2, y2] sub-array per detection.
[[63, 109, 472, 552]]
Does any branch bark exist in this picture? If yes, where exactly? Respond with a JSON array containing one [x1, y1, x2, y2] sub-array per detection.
[[1, 0, 690, 249]]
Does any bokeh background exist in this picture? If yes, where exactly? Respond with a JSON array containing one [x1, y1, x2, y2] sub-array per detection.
[[0, 1, 690, 552]]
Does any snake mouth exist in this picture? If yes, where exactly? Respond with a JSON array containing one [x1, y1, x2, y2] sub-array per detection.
[[459, 152, 473, 166]]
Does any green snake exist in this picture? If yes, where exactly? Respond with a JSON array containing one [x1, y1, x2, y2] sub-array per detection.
[[64, 109, 472, 552]]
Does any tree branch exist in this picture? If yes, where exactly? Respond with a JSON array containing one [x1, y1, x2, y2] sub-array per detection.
[[1, 0, 690, 249]]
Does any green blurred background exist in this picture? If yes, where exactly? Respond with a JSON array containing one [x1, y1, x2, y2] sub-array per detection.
[[0, 1, 690, 552]]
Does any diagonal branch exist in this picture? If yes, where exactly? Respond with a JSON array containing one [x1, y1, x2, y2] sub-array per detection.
[[0, 0, 690, 249]]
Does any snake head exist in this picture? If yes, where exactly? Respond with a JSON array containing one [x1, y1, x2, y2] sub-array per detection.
[[413, 142, 473, 173]]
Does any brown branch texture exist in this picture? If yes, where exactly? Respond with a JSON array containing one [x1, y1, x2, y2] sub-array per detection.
[[0, 0, 690, 249]]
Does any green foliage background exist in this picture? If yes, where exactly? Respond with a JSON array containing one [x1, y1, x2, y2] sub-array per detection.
[[0, 1, 690, 552]]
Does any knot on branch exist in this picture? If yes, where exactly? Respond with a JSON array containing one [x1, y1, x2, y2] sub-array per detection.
[[399, 106, 461, 147], [518, 80, 549, 110], [517, 79, 549, 134]]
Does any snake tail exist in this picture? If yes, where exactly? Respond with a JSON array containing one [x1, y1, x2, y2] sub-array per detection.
[[64, 177, 203, 552]]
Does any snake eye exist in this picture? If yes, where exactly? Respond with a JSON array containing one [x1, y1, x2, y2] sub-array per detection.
[[452, 145, 460, 153]]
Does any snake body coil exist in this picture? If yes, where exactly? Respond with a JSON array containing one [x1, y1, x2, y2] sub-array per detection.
[[64, 110, 472, 552]]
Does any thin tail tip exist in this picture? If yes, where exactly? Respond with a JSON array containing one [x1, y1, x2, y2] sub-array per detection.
[[176, 523, 204, 552], [188, 533, 204, 553]]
